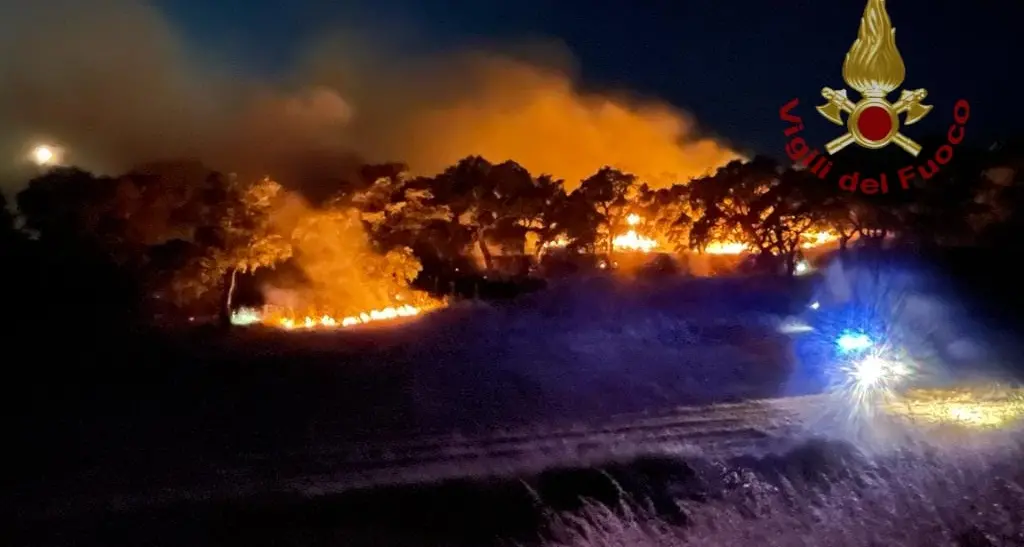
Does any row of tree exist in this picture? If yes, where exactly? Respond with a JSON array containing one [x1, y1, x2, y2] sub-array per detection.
[[2, 140, 1023, 327], [351, 147, 1022, 272]]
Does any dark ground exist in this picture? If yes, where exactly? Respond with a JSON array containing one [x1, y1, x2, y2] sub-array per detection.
[[10, 436, 1024, 547], [1, 441, 873, 547], [7, 251, 1024, 546]]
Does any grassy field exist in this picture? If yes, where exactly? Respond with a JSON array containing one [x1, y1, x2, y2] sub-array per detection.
[[11, 432, 1023, 546], [8, 272, 1024, 546]]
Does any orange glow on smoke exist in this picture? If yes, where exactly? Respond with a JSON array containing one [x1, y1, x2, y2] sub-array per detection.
[[388, 57, 741, 190]]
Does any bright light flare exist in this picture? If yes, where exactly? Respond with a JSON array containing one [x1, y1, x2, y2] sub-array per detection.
[[852, 355, 886, 387], [626, 213, 641, 226], [832, 350, 913, 424], [30, 144, 61, 166], [833, 332, 911, 408], [33, 146, 53, 164], [850, 354, 909, 389], [825, 324, 915, 424]]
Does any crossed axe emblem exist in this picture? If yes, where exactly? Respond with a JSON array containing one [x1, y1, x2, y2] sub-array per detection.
[[816, 87, 932, 156]]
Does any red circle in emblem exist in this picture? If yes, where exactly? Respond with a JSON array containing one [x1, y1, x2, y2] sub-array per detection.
[[856, 106, 892, 142]]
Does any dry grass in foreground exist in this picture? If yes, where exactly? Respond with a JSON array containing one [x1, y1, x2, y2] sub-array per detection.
[[542, 439, 1024, 547]]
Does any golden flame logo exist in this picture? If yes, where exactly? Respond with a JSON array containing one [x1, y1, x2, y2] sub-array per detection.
[[817, 0, 932, 156]]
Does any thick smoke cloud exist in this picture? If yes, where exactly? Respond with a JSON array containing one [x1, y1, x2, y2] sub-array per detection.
[[0, 0, 739, 196]]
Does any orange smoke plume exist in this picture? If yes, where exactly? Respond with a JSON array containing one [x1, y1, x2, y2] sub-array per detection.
[[0, 0, 739, 194]]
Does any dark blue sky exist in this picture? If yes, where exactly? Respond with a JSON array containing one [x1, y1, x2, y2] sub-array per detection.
[[153, 0, 1022, 154]]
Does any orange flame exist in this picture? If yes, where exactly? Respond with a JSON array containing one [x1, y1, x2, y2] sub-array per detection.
[[704, 242, 747, 255], [612, 230, 658, 252], [233, 300, 445, 331], [275, 304, 424, 330], [704, 231, 839, 255]]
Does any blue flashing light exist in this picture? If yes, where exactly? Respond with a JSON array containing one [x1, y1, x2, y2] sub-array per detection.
[[836, 331, 873, 353]]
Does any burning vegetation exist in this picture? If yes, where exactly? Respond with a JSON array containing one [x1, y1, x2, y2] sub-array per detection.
[[233, 303, 434, 330], [10, 151, 905, 334], [6, 0, 1013, 335], [6, 6, 1014, 332], [260, 199, 441, 329]]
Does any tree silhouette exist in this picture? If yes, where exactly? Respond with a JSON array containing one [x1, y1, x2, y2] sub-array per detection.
[[0, 191, 16, 239], [688, 156, 779, 254], [635, 183, 693, 253], [521, 174, 569, 258], [753, 169, 820, 274], [577, 167, 637, 254]]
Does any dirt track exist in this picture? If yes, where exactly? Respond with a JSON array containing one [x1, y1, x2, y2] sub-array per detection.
[[17, 395, 828, 522]]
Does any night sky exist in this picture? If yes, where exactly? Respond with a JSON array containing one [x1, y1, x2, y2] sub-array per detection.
[[153, 0, 1024, 155]]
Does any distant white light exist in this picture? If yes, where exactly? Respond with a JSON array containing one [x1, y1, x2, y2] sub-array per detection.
[[777, 317, 814, 334], [795, 260, 810, 274], [29, 144, 62, 166], [33, 146, 53, 164], [809, 301, 820, 310]]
